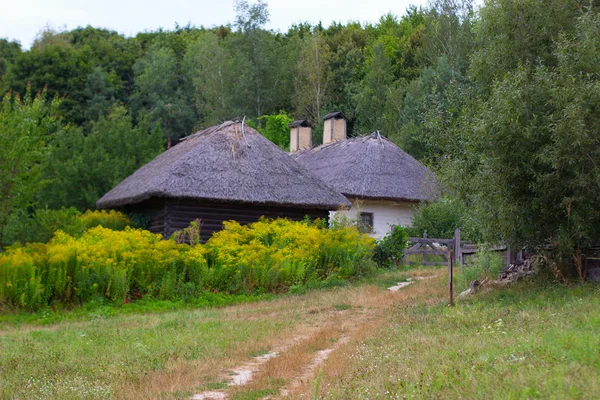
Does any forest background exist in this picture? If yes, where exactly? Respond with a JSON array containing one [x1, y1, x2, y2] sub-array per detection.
[[2, 0, 600, 271]]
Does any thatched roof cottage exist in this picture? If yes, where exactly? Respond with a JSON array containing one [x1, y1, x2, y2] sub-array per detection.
[[292, 113, 437, 239], [97, 121, 350, 241]]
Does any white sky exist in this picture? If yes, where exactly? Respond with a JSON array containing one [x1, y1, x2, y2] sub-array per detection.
[[1, 0, 433, 49]]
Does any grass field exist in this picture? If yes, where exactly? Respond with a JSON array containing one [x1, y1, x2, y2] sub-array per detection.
[[0, 266, 598, 399]]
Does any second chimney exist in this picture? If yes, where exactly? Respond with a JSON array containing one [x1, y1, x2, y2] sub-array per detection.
[[288, 119, 312, 152], [322, 111, 347, 145]]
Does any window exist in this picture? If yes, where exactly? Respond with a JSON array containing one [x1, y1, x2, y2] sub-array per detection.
[[359, 212, 374, 233]]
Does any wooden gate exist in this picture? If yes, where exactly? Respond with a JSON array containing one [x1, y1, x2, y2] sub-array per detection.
[[403, 229, 516, 268], [403, 233, 454, 267]]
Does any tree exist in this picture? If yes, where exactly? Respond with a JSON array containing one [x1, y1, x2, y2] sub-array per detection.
[[419, 0, 475, 78], [470, 0, 588, 88], [184, 33, 234, 124], [0, 88, 62, 247], [251, 111, 294, 149], [38, 106, 163, 210], [229, 1, 292, 117], [354, 43, 396, 133], [293, 33, 332, 126], [234, 0, 270, 33], [131, 45, 196, 144], [83, 66, 118, 123], [0, 39, 21, 87], [2, 43, 93, 125], [446, 11, 600, 273]]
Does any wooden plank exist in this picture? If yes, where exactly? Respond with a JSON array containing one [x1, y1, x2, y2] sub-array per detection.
[[403, 259, 449, 267], [408, 237, 453, 244], [404, 249, 449, 256]]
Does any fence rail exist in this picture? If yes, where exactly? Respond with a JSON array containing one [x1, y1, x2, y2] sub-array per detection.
[[403, 229, 518, 268]]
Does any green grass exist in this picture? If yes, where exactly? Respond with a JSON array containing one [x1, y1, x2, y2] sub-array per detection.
[[2, 267, 597, 399], [334, 303, 352, 311], [318, 281, 600, 399], [231, 388, 278, 400], [0, 292, 273, 328], [0, 307, 291, 399]]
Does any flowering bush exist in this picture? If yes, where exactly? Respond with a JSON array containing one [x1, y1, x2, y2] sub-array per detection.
[[0, 227, 207, 309], [0, 218, 374, 310], [205, 218, 375, 292]]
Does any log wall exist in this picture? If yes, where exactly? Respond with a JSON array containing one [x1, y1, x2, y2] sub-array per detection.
[[136, 199, 329, 241]]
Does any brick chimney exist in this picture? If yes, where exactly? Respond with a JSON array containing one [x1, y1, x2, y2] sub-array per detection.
[[322, 111, 347, 145], [288, 119, 312, 152]]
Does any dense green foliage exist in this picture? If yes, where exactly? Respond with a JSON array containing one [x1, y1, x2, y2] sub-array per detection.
[[0, 88, 62, 248], [373, 225, 409, 268], [3, 209, 135, 247], [0, 217, 374, 310], [407, 197, 480, 241], [2, 0, 600, 271]]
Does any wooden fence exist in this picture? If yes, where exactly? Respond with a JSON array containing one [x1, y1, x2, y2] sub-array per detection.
[[403, 228, 519, 268]]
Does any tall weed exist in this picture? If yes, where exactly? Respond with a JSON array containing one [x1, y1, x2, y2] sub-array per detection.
[[0, 218, 375, 310], [456, 249, 504, 290]]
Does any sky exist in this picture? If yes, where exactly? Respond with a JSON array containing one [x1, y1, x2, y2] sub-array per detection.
[[1, 0, 433, 49]]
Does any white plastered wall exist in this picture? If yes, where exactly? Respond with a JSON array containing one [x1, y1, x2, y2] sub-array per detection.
[[331, 198, 418, 239]]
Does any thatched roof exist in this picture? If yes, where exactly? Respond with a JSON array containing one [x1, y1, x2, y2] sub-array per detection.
[[97, 121, 351, 210], [323, 111, 346, 120], [292, 132, 438, 202]]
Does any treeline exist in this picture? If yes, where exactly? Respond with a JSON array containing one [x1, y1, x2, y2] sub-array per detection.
[[0, 0, 472, 212], [2, 0, 600, 271]]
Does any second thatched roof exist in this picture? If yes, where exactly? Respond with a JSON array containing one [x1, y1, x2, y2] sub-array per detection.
[[292, 132, 438, 202], [96, 121, 351, 210]]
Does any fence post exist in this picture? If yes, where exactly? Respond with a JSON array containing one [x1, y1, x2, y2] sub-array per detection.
[[448, 249, 454, 306], [422, 231, 428, 265], [454, 228, 461, 267], [506, 244, 511, 269]]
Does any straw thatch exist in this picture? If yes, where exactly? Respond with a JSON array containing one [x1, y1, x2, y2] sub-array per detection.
[[96, 121, 350, 209], [292, 132, 438, 202]]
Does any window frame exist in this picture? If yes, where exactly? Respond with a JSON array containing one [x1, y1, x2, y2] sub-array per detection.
[[358, 212, 374, 233]]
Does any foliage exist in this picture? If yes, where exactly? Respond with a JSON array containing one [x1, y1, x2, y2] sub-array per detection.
[[293, 33, 332, 126], [2, 209, 134, 248], [455, 249, 504, 290], [0, 226, 207, 310], [0, 218, 374, 310], [2, 0, 600, 268], [130, 45, 195, 142], [250, 111, 294, 149], [353, 42, 397, 133], [0, 87, 62, 248], [373, 225, 409, 268], [171, 218, 203, 247], [445, 11, 600, 267], [205, 218, 375, 293], [37, 105, 163, 210], [407, 197, 480, 241]]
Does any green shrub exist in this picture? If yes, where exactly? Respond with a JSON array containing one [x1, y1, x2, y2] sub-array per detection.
[[407, 197, 481, 241], [1, 208, 134, 248], [373, 225, 409, 268]]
